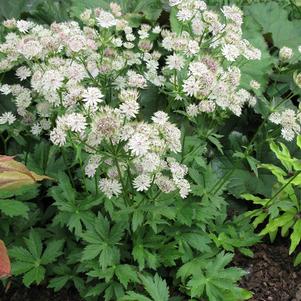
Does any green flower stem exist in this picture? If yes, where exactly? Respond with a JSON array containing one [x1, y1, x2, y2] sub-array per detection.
[[62, 149, 75, 188], [267, 170, 301, 207], [209, 93, 296, 196], [109, 139, 130, 206], [78, 153, 88, 193]]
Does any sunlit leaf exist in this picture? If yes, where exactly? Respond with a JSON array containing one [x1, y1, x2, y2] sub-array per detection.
[[0, 156, 51, 191]]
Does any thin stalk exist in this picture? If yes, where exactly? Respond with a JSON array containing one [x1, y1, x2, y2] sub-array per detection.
[[209, 94, 296, 196], [267, 170, 301, 206], [109, 139, 130, 206], [95, 170, 99, 196], [79, 155, 88, 193], [62, 149, 75, 188]]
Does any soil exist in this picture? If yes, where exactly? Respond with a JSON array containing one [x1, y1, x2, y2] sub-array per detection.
[[0, 286, 82, 301], [1, 242, 300, 301], [234, 242, 301, 301]]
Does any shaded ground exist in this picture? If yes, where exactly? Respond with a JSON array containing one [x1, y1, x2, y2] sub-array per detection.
[[0, 286, 82, 301], [234, 243, 301, 301], [1, 242, 301, 301]]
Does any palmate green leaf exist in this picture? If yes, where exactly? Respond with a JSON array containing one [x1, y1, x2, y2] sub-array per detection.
[[10, 231, 63, 286], [82, 244, 102, 261], [213, 155, 275, 198], [246, 156, 259, 178], [185, 253, 247, 301], [99, 246, 120, 269], [70, 0, 111, 17], [0, 0, 41, 19], [41, 240, 64, 265], [177, 257, 207, 281], [0, 200, 29, 218], [140, 274, 169, 301], [121, 274, 169, 301], [208, 134, 224, 155], [67, 210, 95, 237], [132, 210, 144, 232], [134, 0, 162, 21], [11, 261, 34, 275], [81, 215, 125, 268], [9, 247, 35, 264], [132, 243, 158, 271], [115, 264, 139, 288], [169, 7, 182, 34], [240, 15, 274, 90], [54, 172, 76, 202], [187, 274, 206, 298], [25, 141, 66, 177], [48, 275, 72, 292], [24, 230, 43, 260], [85, 283, 107, 297], [51, 179, 102, 237], [23, 266, 45, 287], [244, 2, 301, 50], [180, 232, 211, 252], [121, 292, 152, 301]]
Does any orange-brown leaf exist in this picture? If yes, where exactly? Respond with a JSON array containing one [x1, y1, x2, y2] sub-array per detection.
[[0, 240, 11, 279]]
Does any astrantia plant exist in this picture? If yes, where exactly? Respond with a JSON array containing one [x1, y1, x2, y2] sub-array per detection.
[[0, 0, 300, 300]]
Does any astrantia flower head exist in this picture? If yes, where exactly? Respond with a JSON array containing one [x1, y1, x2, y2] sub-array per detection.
[[16, 66, 31, 81], [279, 47, 293, 61], [133, 174, 152, 191], [0, 112, 16, 125], [98, 178, 122, 198], [166, 54, 185, 71], [152, 111, 169, 125], [269, 109, 300, 141], [16, 20, 34, 33], [221, 5, 243, 25], [250, 80, 261, 90], [82, 87, 104, 111], [96, 10, 117, 28]]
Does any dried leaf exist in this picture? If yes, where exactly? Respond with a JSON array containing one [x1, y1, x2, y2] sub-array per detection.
[[0, 156, 51, 191], [0, 240, 11, 279]]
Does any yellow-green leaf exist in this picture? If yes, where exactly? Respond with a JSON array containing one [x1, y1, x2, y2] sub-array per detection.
[[289, 220, 301, 255]]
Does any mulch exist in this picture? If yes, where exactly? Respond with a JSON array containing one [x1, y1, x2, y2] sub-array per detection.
[[1, 242, 301, 301], [234, 242, 301, 301]]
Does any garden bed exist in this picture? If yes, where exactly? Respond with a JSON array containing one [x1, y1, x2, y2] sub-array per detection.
[[0, 0, 301, 300], [235, 242, 301, 301], [1, 241, 301, 301]]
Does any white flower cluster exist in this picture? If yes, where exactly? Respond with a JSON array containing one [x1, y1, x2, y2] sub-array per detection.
[[0, 2, 266, 198], [279, 46, 293, 61], [0, 5, 165, 136], [0, 4, 191, 199], [158, 1, 261, 116], [269, 109, 301, 141], [0, 112, 16, 125], [51, 103, 190, 198]]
